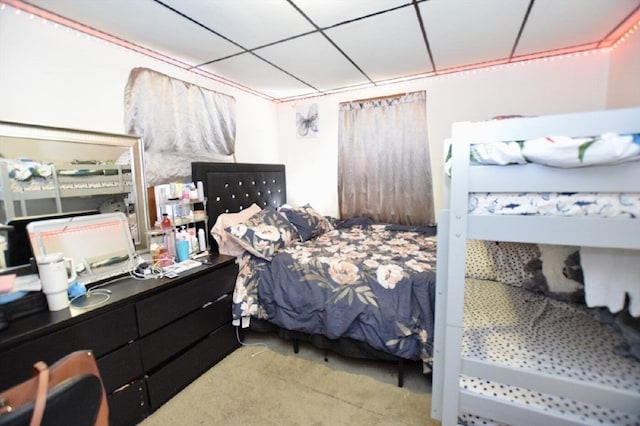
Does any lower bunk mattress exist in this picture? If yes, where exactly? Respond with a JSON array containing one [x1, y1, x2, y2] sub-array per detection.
[[459, 278, 640, 426]]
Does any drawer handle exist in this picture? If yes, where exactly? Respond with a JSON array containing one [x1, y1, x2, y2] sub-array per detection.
[[202, 293, 230, 309]]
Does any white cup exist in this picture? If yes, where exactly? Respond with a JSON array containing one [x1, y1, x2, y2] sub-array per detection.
[[37, 253, 76, 311]]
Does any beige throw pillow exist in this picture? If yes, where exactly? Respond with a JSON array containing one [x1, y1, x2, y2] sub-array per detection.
[[211, 203, 262, 257]]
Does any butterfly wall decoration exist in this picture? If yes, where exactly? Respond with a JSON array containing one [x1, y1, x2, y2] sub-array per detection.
[[296, 104, 319, 138]]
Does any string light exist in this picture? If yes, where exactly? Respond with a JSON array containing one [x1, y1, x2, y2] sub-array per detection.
[[1, 0, 638, 103]]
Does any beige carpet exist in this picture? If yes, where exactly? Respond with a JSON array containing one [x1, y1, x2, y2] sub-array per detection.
[[139, 345, 440, 426]]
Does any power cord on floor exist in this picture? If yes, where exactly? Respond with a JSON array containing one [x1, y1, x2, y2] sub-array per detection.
[[235, 326, 268, 357]]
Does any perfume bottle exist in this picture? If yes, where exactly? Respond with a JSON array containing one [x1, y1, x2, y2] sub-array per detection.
[[161, 213, 172, 232]]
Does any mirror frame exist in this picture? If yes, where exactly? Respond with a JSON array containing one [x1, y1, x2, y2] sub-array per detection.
[[0, 121, 150, 252]]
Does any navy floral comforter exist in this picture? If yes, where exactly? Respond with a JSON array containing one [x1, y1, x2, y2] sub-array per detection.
[[232, 223, 437, 366]]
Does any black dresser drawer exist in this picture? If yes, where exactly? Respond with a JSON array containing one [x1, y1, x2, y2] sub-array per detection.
[[108, 378, 149, 426], [97, 341, 143, 394], [0, 304, 137, 389], [136, 263, 237, 336], [139, 294, 232, 372], [145, 323, 240, 411]]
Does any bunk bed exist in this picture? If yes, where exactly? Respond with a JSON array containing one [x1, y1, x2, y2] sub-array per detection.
[[0, 158, 133, 221], [432, 107, 640, 425]]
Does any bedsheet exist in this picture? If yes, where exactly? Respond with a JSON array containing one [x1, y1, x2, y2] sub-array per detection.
[[232, 224, 438, 365], [460, 278, 640, 426]]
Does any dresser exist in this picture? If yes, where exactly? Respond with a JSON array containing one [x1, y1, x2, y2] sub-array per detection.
[[0, 254, 239, 425]]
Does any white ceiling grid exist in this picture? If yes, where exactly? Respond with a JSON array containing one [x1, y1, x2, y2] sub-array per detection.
[[11, 0, 640, 101]]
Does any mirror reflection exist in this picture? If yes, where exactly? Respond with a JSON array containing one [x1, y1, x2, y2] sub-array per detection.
[[0, 121, 149, 269]]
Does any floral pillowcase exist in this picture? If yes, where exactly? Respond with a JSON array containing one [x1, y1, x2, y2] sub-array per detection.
[[279, 203, 334, 242], [225, 207, 299, 261]]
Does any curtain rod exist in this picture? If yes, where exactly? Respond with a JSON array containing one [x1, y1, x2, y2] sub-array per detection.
[[348, 92, 407, 104]]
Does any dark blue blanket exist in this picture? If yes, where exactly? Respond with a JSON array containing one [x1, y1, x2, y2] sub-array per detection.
[[232, 224, 437, 365]]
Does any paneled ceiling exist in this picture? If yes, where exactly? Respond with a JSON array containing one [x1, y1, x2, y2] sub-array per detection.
[[5, 0, 640, 102]]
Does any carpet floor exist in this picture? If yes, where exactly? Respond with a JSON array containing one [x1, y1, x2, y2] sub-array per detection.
[[138, 342, 440, 426]]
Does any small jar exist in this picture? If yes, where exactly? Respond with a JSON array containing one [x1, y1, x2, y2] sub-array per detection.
[[147, 230, 166, 264]]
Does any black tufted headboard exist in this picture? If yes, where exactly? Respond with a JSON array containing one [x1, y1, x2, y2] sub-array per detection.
[[191, 162, 286, 252]]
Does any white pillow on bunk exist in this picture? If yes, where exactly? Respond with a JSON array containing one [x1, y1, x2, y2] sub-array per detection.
[[465, 240, 497, 280], [485, 241, 540, 287]]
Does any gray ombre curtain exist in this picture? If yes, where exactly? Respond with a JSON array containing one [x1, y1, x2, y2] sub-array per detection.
[[124, 68, 236, 186], [338, 91, 434, 225]]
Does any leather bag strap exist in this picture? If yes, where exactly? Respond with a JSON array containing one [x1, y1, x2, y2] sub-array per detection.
[[30, 361, 49, 426], [0, 351, 108, 426]]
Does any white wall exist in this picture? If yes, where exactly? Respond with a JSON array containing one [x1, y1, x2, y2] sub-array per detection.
[[0, 7, 280, 163], [606, 28, 640, 109], [278, 53, 610, 217]]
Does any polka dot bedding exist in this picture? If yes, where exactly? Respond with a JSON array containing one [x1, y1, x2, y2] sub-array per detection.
[[465, 240, 498, 281], [483, 241, 539, 287], [458, 279, 640, 426]]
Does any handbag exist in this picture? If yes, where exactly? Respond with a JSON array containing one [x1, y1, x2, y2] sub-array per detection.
[[0, 350, 109, 426]]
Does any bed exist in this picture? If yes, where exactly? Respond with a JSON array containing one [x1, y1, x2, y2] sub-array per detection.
[[191, 162, 437, 385], [433, 107, 640, 425]]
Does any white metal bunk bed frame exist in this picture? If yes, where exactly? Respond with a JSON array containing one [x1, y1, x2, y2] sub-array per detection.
[[432, 107, 640, 426], [0, 161, 133, 220]]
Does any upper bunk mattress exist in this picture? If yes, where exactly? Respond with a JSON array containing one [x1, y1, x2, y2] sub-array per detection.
[[469, 191, 640, 217], [446, 132, 640, 173], [446, 132, 640, 218]]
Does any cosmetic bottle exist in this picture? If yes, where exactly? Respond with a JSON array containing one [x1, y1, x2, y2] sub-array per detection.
[[198, 228, 207, 252]]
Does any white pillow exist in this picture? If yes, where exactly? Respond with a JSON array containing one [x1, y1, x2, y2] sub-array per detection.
[[210, 203, 262, 257], [465, 240, 497, 280], [485, 241, 540, 287]]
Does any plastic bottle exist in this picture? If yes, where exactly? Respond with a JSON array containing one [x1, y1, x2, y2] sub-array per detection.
[[179, 226, 191, 251], [197, 228, 207, 252], [165, 229, 176, 260], [161, 213, 172, 231], [160, 213, 175, 263], [188, 228, 198, 253]]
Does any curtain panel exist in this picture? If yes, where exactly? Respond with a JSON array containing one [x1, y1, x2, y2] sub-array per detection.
[[338, 91, 435, 226], [124, 67, 236, 186]]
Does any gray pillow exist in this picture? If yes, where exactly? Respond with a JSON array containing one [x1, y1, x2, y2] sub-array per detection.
[[523, 244, 585, 303], [280, 204, 334, 242]]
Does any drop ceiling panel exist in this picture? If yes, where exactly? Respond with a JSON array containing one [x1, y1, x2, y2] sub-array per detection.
[[255, 32, 366, 91], [325, 7, 433, 81], [198, 53, 314, 99], [420, 0, 530, 70], [24, 0, 242, 65], [515, 0, 640, 56], [12, 0, 640, 101], [162, 0, 316, 50], [295, 0, 410, 28]]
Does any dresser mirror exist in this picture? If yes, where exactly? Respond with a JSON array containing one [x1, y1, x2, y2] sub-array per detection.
[[0, 121, 149, 267]]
